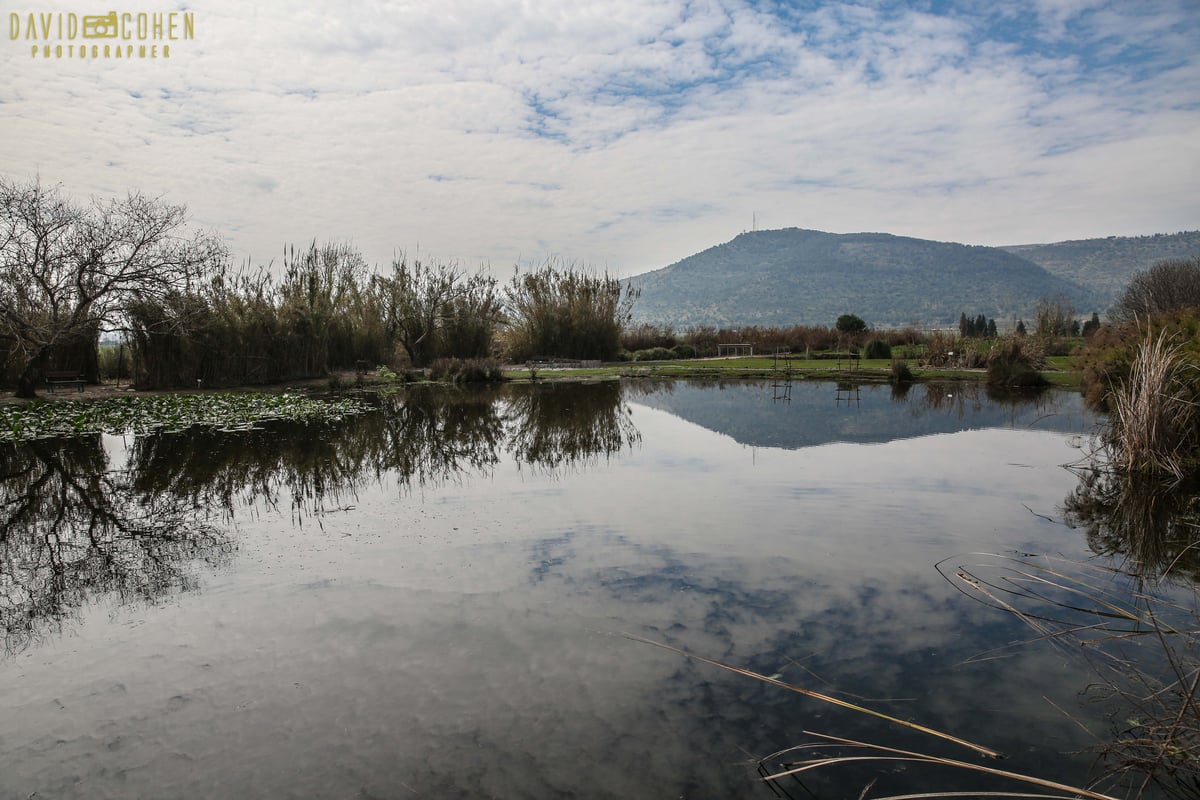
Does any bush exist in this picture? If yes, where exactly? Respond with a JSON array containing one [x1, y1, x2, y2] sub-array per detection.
[[890, 359, 914, 384], [621, 323, 676, 352], [670, 344, 697, 359], [1110, 257, 1200, 325], [1079, 310, 1200, 410], [632, 347, 677, 362], [862, 339, 892, 360], [676, 324, 846, 357], [429, 357, 504, 384], [985, 336, 1047, 387], [1102, 328, 1200, 479]]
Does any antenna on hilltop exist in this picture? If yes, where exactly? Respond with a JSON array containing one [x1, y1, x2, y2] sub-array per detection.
[[752, 212, 757, 232]]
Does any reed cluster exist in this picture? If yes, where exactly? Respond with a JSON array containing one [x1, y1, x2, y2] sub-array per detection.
[[126, 243, 390, 388], [503, 259, 639, 362], [1103, 327, 1199, 480]]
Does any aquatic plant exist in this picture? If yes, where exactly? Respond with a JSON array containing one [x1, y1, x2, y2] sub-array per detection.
[[1101, 327, 1199, 481], [0, 393, 368, 442]]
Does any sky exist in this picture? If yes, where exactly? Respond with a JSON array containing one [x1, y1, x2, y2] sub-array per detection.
[[2, 0, 1198, 278]]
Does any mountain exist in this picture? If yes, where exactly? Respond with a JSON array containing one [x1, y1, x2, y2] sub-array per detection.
[[1001, 231, 1200, 303], [629, 228, 1100, 328]]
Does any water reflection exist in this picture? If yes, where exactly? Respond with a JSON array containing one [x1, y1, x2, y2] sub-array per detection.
[[632, 379, 1092, 449], [507, 382, 639, 470], [1, 383, 639, 657], [0, 437, 232, 657], [1064, 469, 1200, 582], [1, 380, 1173, 800]]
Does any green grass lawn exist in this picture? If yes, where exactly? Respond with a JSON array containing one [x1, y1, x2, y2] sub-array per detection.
[[501, 353, 1083, 387]]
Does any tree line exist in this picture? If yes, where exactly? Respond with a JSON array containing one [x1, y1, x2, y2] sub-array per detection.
[[3, 177, 1198, 399], [0, 177, 637, 396]]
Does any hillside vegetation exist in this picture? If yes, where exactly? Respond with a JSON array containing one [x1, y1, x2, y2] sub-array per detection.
[[630, 228, 1100, 327], [1003, 230, 1200, 304]]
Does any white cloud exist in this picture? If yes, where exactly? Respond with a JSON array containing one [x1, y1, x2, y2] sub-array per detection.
[[1, 0, 1196, 276]]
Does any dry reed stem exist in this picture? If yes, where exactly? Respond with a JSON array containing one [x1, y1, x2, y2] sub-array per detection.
[[939, 554, 1200, 798], [763, 732, 1121, 800], [1106, 328, 1197, 481], [624, 633, 1003, 758]]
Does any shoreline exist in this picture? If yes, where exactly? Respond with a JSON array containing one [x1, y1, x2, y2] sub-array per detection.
[[0, 357, 1082, 406]]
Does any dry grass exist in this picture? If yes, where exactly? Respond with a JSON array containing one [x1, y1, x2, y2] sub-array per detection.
[[1104, 328, 1199, 481], [624, 632, 1131, 800], [939, 554, 1200, 799], [629, 547, 1199, 798]]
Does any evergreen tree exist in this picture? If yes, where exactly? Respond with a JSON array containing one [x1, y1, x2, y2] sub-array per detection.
[[986, 318, 997, 337], [1015, 319, 1027, 336], [958, 312, 969, 338], [974, 314, 987, 338]]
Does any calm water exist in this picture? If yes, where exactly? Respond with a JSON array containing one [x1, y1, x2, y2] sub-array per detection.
[[0, 380, 1180, 798]]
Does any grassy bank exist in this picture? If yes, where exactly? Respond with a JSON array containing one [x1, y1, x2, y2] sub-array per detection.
[[499, 355, 1083, 388]]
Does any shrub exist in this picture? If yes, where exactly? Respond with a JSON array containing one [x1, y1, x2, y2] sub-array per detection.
[[862, 339, 892, 360], [890, 359, 914, 384], [621, 323, 676, 352], [1110, 256, 1200, 325], [632, 347, 677, 362], [429, 357, 503, 384], [921, 332, 959, 367], [985, 336, 1047, 387], [680, 325, 719, 356], [1079, 310, 1200, 410], [670, 344, 697, 359]]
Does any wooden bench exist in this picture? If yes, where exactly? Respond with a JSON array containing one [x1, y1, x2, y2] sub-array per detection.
[[44, 370, 86, 393]]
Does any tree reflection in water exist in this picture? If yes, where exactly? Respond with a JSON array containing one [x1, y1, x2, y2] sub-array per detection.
[[0, 436, 233, 657], [1, 383, 642, 657], [505, 382, 640, 471]]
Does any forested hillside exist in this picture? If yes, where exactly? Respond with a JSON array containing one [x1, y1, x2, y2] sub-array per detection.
[[631, 228, 1099, 327], [1002, 231, 1200, 302]]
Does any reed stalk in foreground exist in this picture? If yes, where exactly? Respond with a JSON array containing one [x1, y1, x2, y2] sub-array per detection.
[[629, 547, 1200, 798], [1103, 327, 1199, 482], [625, 634, 1126, 798], [940, 554, 1200, 799], [623, 633, 1002, 759]]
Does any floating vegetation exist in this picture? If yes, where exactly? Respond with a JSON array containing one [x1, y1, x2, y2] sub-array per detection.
[[0, 393, 369, 442]]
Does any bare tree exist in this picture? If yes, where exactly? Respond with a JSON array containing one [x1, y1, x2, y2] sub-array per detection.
[[372, 256, 498, 367], [0, 177, 225, 397], [1110, 256, 1200, 325], [1034, 293, 1076, 337]]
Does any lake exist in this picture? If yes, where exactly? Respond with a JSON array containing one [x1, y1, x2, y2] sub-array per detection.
[[0, 379, 1185, 798]]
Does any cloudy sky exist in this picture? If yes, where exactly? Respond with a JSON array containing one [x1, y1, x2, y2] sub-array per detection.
[[2, 0, 1198, 277]]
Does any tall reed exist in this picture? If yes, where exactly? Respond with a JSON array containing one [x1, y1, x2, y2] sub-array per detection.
[[1104, 328, 1198, 481]]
